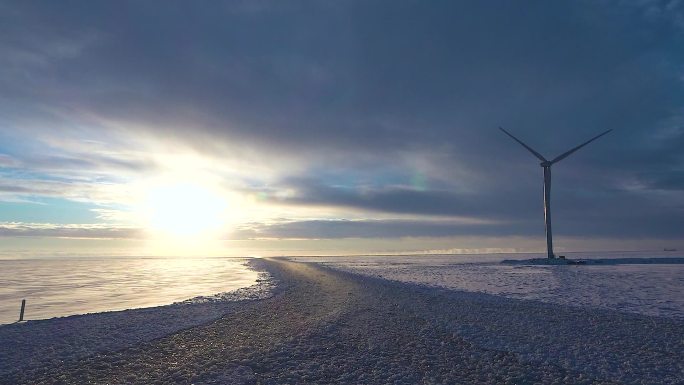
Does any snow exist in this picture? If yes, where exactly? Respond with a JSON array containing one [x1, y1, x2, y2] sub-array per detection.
[[1, 256, 682, 385], [295, 258, 684, 385], [293, 252, 684, 319], [503, 256, 684, 265]]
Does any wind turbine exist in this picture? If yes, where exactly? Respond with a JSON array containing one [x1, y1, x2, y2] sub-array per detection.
[[500, 127, 612, 259]]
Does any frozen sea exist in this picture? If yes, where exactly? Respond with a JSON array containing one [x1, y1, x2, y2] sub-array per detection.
[[0, 256, 260, 324], [3, 251, 682, 325], [0, 254, 682, 384], [292, 250, 684, 319]]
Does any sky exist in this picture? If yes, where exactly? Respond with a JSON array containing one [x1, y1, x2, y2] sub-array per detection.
[[0, 0, 683, 257]]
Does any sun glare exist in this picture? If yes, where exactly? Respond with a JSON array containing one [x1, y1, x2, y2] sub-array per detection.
[[142, 181, 229, 240]]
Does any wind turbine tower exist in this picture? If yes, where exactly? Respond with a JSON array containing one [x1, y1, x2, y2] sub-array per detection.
[[500, 127, 612, 259]]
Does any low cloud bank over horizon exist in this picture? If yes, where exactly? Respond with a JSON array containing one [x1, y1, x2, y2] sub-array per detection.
[[0, 1, 683, 254]]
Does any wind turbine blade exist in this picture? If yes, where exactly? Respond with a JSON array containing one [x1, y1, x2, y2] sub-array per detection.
[[550, 129, 613, 164], [499, 127, 548, 162]]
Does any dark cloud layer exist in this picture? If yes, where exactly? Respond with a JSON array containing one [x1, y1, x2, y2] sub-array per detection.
[[232, 219, 522, 240], [259, 177, 684, 238], [1, 0, 683, 241]]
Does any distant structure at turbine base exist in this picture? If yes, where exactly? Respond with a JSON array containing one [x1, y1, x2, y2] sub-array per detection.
[[500, 127, 612, 259]]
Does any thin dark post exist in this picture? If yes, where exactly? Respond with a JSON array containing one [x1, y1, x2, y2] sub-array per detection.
[[19, 299, 26, 322]]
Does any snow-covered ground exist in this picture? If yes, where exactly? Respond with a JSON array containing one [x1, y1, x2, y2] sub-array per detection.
[[292, 251, 684, 319], [1, 258, 682, 385], [289, 255, 684, 384]]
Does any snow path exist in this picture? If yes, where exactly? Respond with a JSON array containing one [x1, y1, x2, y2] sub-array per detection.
[[2, 259, 683, 385]]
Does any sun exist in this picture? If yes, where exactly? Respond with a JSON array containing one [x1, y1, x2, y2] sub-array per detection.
[[142, 181, 229, 240]]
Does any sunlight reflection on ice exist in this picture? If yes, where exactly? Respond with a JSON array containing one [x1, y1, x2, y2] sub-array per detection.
[[0, 257, 258, 324]]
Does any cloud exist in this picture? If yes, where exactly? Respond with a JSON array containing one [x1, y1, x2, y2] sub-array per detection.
[[231, 214, 684, 240], [0, 0, 682, 243], [0, 222, 142, 239], [262, 177, 534, 219], [0, 178, 127, 205], [231, 219, 521, 240], [252, 176, 684, 238]]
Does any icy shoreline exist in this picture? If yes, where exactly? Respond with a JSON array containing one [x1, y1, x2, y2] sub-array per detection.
[[1, 258, 682, 384], [0, 259, 276, 381], [0, 256, 264, 325]]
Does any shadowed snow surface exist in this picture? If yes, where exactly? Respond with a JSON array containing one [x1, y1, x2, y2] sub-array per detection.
[[0, 259, 682, 385], [299, 254, 684, 319]]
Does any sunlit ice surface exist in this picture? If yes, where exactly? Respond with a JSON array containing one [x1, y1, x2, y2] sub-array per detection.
[[0, 257, 259, 324]]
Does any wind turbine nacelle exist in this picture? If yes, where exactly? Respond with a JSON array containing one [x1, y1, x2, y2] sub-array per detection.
[[540, 161, 552, 167]]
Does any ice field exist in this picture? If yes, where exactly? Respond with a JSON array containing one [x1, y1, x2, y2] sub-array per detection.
[[294, 251, 684, 319], [0, 257, 260, 324]]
